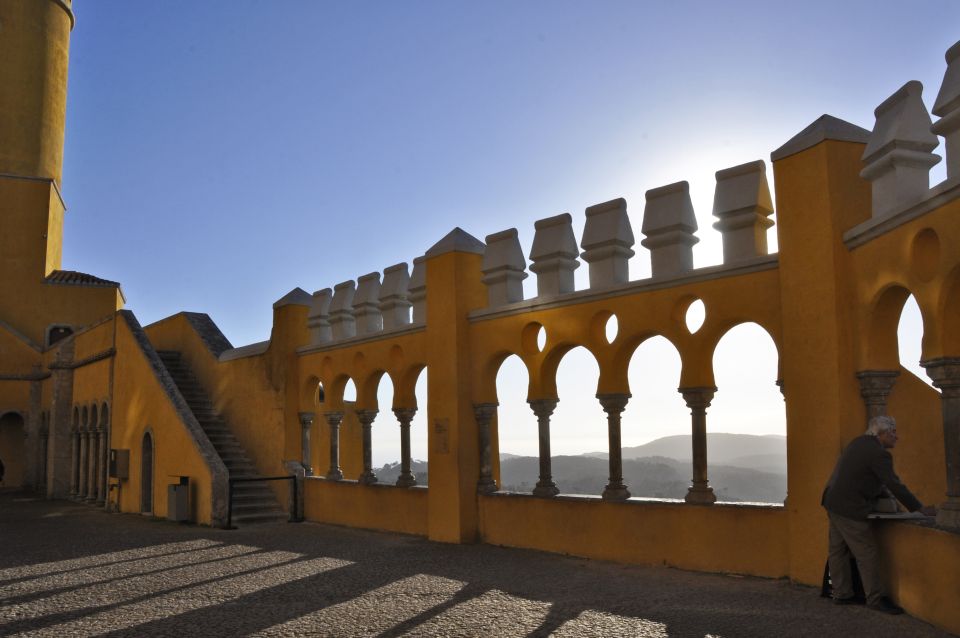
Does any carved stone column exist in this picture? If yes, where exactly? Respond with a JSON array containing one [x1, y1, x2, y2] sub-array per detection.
[[85, 430, 98, 502], [473, 403, 498, 494], [356, 409, 379, 485], [69, 429, 79, 496], [96, 427, 107, 505], [856, 370, 899, 421], [528, 399, 560, 497], [325, 411, 344, 480], [922, 358, 960, 529], [598, 393, 631, 500], [681, 387, 717, 504], [298, 412, 314, 476], [394, 407, 418, 487], [77, 430, 89, 499]]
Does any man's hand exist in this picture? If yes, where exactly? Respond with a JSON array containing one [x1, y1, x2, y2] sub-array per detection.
[[919, 505, 937, 517]]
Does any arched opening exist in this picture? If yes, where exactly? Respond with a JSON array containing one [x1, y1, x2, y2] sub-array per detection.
[[408, 368, 428, 485], [495, 355, 534, 492], [622, 336, 689, 499], [897, 295, 933, 388], [46, 324, 73, 347], [372, 373, 397, 470], [550, 346, 604, 495], [710, 322, 785, 503], [141, 431, 154, 514], [0, 412, 26, 488], [343, 378, 357, 403]]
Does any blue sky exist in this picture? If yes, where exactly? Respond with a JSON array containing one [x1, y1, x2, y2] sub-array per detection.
[[59, 2, 958, 464]]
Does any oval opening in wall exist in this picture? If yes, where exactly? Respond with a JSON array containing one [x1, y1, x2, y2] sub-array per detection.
[[685, 299, 706, 334], [537, 325, 547, 352], [605, 314, 619, 344]]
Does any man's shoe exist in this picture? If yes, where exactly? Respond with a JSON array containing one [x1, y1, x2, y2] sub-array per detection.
[[867, 597, 904, 615], [833, 596, 864, 606]]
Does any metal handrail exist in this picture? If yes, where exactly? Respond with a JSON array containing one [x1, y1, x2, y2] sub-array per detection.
[[225, 475, 300, 529]]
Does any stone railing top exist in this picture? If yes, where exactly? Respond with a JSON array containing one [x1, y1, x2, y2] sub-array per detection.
[[933, 40, 960, 117], [482, 228, 527, 272], [642, 181, 697, 235], [862, 80, 940, 164], [581, 197, 634, 249], [354, 272, 381, 305], [219, 339, 271, 362], [330, 280, 356, 312], [380, 263, 410, 298], [530, 213, 579, 261], [713, 160, 773, 216]]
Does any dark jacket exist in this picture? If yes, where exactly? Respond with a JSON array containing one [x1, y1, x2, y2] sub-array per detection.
[[822, 435, 922, 520]]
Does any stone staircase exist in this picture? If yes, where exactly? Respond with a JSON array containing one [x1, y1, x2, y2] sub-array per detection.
[[157, 351, 287, 525]]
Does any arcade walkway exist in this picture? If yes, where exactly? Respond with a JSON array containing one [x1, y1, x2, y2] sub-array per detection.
[[0, 492, 951, 637]]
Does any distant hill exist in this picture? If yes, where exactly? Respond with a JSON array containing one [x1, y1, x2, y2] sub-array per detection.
[[586, 433, 786, 468], [374, 460, 428, 485], [498, 453, 786, 503]]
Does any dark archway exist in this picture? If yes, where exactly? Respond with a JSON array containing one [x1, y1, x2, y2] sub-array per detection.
[[0, 412, 26, 488], [141, 431, 154, 514]]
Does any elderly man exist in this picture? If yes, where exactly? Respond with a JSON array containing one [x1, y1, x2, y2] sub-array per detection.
[[822, 415, 936, 615]]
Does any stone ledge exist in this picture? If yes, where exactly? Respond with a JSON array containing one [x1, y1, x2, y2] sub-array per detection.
[[484, 490, 785, 509], [296, 323, 425, 355], [844, 177, 960, 248]]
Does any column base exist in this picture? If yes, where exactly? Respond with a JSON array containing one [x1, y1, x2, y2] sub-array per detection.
[[358, 471, 378, 485], [326, 469, 343, 481], [476, 477, 496, 495], [685, 485, 716, 504], [397, 474, 418, 488], [602, 484, 631, 501], [936, 499, 960, 529], [533, 481, 559, 497], [302, 465, 314, 477]]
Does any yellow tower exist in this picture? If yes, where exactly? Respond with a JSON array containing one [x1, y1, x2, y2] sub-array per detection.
[[0, 0, 122, 348]]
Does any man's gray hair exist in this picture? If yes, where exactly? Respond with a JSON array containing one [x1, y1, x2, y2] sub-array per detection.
[[866, 415, 897, 436]]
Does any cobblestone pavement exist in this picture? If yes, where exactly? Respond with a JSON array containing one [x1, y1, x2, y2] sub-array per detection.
[[0, 492, 953, 637]]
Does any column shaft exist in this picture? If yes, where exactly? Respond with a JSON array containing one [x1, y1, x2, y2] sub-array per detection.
[[298, 412, 314, 476], [96, 429, 108, 504], [325, 412, 344, 480], [598, 394, 631, 501], [473, 403, 497, 494], [78, 432, 89, 499], [681, 387, 717, 504], [394, 408, 418, 487], [356, 409, 379, 485], [923, 358, 960, 529], [529, 399, 559, 497], [69, 431, 79, 496]]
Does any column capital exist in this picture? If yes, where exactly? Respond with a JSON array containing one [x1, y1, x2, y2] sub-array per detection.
[[324, 411, 345, 425], [528, 398, 558, 418], [679, 386, 716, 410], [597, 393, 630, 414], [472, 402, 499, 423], [355, 409, 379, 425], [855, 369, 899, 400], [393, 407, 418, 423], [298, 411, 315, 428], [922, 358, 960, 396]]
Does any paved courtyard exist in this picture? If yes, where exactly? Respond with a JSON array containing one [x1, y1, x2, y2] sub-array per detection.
[[0, 492, 952, 637]]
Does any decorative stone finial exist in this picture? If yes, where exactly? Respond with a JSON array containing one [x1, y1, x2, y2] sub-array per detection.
[[580, 198, 635, 288], [641, 181, 699, 279], [712, 160, 774, 263], [481, 228, 528, 307], [529, 213, 580, 298], [932, 40, 960, 183], [307, 288, 332, 345], [329, 281, 357, 340], [353, 272, 383, 335], [408, 256, 427, 324], [379, 263, 412, 330], [861, 81, 941, 218]]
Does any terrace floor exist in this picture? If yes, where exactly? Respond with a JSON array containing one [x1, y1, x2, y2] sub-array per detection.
[[0, 491, 952, 637]]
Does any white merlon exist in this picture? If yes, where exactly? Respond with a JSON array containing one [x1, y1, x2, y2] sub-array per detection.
[[641, 181, 699, 279], [580, 197, 635, 288], [529, 213, 580, 298], [482, 228, 528, 307], [861, 80, 941, 219], [712, 160, 774, 263], [379, 263, 412, 330], [408, 256, 427, 325], [353, 272, 383, 335], [932, 40, 960, 182], [307, 288, 332, 345], [329, 281, 357, 340]]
